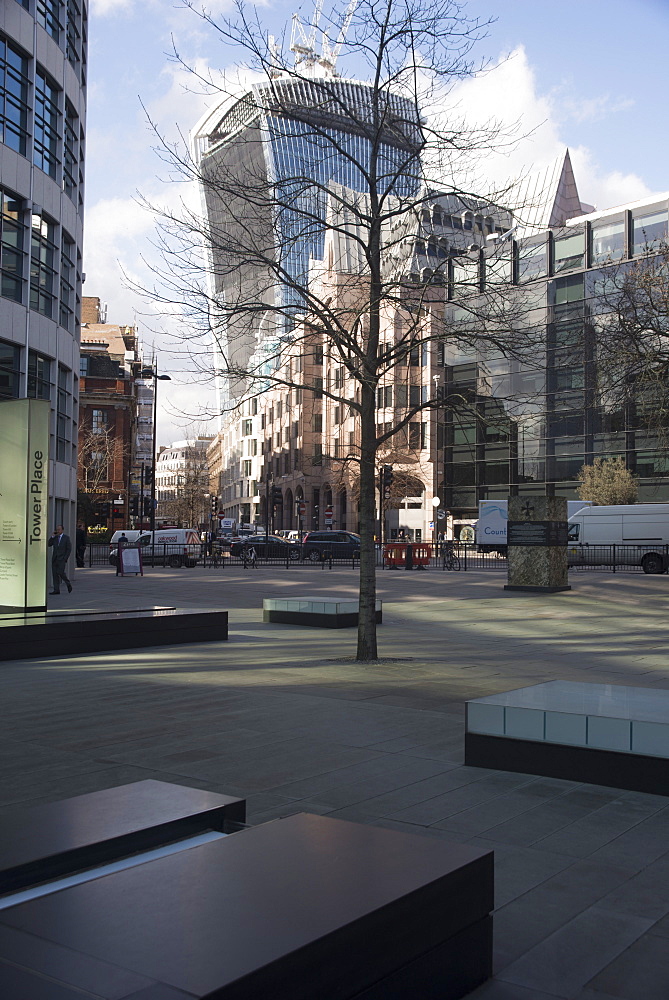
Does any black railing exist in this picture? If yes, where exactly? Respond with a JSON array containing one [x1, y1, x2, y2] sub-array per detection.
[[567, 543, 669, 574], [82, 541, 669, 575]]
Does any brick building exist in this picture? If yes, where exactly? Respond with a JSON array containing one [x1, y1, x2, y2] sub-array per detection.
[[77, 296, 147, 528]]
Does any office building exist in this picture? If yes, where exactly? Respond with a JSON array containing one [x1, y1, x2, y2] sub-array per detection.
[[192, 74, 421, 409], [442, 188, 669, 526], [0, 0, 87, 535]]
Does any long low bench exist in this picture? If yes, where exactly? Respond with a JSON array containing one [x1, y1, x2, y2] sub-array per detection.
[[0, 607, 228, 660], [0, 779, 245, 897], [466, 680, 669, 795], [264, 595, 382, 628], [0, 782, 493, 1000]]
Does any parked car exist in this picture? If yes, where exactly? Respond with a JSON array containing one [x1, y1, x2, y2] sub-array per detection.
[[300, 531, 361, 562], [229, 534, 300, 559]]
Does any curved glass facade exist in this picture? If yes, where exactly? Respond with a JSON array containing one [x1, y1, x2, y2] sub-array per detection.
[[195, 74, 422, 394]]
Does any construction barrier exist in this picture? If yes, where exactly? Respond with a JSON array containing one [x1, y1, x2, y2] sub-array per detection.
[[383, 542, 432, 569]]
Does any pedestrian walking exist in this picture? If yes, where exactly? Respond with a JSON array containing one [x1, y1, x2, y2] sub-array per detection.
[[48, 525, 72, 594], [116, 532, 128, 576], [75, 522, 88, 567]]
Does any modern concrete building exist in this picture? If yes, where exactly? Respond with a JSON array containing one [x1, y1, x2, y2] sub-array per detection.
[[0, 0, 87, 537]]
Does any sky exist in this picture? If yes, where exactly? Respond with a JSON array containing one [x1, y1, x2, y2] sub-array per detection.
[[84, 0, 669, 447]]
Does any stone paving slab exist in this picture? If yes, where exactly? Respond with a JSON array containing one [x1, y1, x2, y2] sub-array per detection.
[[2, 565, 669, 997]]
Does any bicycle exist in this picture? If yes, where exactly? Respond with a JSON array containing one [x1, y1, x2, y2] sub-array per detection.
[[442, 547, 461, 571]]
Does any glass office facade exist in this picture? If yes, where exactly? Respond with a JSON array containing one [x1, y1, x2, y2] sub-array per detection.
[[442, 198, 669, 517], [196, 76, 422, 378]]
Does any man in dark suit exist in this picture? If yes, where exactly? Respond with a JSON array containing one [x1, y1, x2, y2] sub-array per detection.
[[48, 525, 73, 594]]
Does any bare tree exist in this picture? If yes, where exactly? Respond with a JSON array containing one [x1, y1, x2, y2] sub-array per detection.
[[158, 443, 211, 527], [77, 427, 124, 526], [139, 0, 543, 660]]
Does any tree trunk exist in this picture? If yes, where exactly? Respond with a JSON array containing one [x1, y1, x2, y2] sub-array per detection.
[[357, 379, 378, 660]]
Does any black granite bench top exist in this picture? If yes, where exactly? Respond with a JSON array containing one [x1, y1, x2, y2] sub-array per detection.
[[0, 780, 245, 895], [0, 606, 176, 621], [0, 607, 227, 632], [0, 811, 492, 999]]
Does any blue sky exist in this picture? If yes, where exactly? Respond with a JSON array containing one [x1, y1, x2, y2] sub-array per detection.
[[84, 0, 669, 444]]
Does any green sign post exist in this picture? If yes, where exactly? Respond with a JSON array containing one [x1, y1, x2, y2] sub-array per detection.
[[0, 399, 50, 613]]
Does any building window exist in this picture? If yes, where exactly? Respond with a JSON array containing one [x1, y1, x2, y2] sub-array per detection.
[[66, 0, 85, 79], [313, 443, 323, 465], [591, 220, 625, 264], [242, 460, 252, 477], [1, 189, 25, 302], [34, 69, 61, 179], [553, 232, 585, 273], [633, 210, 668, 255], [518, 239, 547, 282], [27, 351, 51, 400], [0, 338, 20, 399], [0, 36, 29, 156], [377, 385, 392, 408], [56, 365, 70, 461], [63, 101, 79, 199], [91, 408, 107, 434], [37, 0, 64, 42], [60, 231, 75, 329], [79, 355, 88, 377], [30, 213, 57, 317], [313, 413, 322, 433]]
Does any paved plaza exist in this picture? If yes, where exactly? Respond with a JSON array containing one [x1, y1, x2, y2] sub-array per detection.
[[4, 563, 669, 998]]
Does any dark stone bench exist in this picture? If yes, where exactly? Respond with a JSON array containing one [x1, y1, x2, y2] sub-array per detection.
[[0, 779, 245, 897], [0, 798, 493, 999], [0, 607, 228, 660]]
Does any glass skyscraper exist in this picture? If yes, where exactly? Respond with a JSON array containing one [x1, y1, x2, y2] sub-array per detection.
[[192, 76, 422, 400]]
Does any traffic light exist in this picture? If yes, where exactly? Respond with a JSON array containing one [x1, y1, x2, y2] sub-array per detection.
[[381, 465, 394, 501], [130, 496, 140, 517], [142, 497, 153, 516], [211, 495, 219, 515], [312, 504, 319, 524], [271, 486, 283, 507], [96, 501, 110, 518]]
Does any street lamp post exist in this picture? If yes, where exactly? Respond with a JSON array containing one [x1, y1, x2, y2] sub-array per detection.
[[141, 364, 171, 537]]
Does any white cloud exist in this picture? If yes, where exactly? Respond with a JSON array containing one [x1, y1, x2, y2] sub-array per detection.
[[444, 46, 656, 213], [84, 39, 662, 441]]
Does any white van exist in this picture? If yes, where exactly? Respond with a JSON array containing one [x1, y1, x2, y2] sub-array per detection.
[[476, 500, 591, 553], [109, 529, 200, 568], [567, 504, 669, 574]]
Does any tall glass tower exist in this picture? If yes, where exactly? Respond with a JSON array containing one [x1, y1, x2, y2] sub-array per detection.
[[192, 74, 422, 401]]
